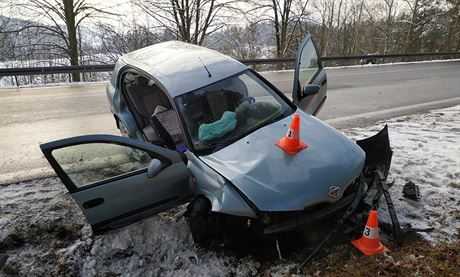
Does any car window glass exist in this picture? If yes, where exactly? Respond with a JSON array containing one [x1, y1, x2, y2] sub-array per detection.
[[176, 70, 291, 152], [122, 72, 184, 146], [298, 39, 319, 87], [52, 143, 152, 188]]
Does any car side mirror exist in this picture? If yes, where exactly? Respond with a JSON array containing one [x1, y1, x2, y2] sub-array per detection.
[[147, 159, 163, 178], [301, 84, 320, 98]]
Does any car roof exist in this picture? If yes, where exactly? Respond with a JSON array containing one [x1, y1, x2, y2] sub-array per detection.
[[119, 41, 248, 97]]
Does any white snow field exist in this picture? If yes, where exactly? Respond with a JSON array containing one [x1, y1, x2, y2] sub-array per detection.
[[345, 105, 460, 243], [0, 105, 458, 276]]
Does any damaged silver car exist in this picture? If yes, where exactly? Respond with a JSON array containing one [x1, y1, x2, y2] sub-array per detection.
[[40, 35, 394, 247]]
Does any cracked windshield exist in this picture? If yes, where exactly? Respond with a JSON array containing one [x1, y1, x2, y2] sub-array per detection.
[[52, 143, 151, 188], [176, 70, 292, 151]]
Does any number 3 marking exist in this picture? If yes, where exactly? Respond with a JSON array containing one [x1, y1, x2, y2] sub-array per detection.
[[364, 227, 370, 236]]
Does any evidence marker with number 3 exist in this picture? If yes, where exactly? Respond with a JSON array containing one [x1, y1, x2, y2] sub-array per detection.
[[351, 210, 389, 255]]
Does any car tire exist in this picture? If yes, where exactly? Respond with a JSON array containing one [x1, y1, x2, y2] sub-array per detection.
[[189, 197, 212, 243]]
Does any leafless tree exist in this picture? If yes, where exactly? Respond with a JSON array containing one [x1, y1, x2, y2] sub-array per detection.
[[96, 22, 164, 63], [400, 0, 448, 52], [362, 0, 397, 54], [132, 0, 241, 46], [250, 0, 310, 58], [3, 0, 115, 81], [0, 11, 11, 61], [217, 23, 263, 59], [445, 0, 460, 51], [313, 0, 336, 56], [383, 0, 397, 53], [1, 0, 459, 87]]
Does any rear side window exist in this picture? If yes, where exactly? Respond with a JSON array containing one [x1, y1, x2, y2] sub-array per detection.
[[52, 143, 152, 188]]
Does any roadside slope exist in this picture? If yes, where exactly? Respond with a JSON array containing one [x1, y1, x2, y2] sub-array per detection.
[[1, 106, 458, 276]]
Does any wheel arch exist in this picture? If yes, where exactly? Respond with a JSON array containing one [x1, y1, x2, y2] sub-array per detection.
[[187, 155, 258, 218]]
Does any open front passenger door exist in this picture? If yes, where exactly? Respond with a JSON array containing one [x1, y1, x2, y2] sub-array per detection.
[[40, 135, 193, 231], [292, 34, 327, 115]]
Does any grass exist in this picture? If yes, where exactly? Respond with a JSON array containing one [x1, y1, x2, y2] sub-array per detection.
[[264, 229, 460, 276]]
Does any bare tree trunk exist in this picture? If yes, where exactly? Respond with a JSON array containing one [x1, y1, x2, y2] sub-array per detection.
[[351, 1, 364, 55], [133, 0, 223, 46], [314, 0, 330, 56], [272, 0, 282, 58], [446, 1, 459, 51], [323, 1, 335, 56], [404, 0, 420, 53], [63, 0, 80, 82], [5, 0, 114, 85], [319, 17, 326, 56], [336, 0, 343, 55], [384, 0, 395, 54]]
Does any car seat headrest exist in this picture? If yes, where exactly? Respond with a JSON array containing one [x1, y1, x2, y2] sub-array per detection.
[[222, 77, 247, 96], [153, 105, 168, 116], [135, 76, 149, 87]]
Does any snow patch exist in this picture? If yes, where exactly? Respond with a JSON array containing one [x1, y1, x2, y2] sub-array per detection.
[[0, 178, 261, 276], [79, 214, 258, 276], [344, 105, 460, 243]]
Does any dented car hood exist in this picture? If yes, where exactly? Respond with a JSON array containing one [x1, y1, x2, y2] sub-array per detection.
[[200, 111, 366, 212]]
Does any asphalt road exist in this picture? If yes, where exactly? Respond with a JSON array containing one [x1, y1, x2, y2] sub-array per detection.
[[1, 60, 459, 184]]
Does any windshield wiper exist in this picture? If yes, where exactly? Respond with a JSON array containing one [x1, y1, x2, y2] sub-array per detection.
[[204, 137, 240, 153], [262, 112, 285, 127], [207, 142, 230, 153]]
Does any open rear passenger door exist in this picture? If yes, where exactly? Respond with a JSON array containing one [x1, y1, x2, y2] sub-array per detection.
[[40, 135, 193, 231], [292, 34, 327, 115]]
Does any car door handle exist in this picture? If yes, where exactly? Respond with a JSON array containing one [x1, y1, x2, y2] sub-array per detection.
[[321, 79, 327, 86], [83, 198, 104, 209]]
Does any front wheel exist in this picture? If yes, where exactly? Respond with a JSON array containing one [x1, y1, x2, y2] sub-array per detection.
[[188, 197, 212, 243]]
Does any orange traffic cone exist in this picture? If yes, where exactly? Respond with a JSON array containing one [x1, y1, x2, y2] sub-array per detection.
[[275, 114, 308, 155], [351, 210, 389, 256]]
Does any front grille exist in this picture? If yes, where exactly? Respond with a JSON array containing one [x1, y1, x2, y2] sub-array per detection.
[[265, 177, 361, 226]]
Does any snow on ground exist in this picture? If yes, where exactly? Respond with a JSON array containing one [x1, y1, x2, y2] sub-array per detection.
[[0, 178, 261, 276], [344, 105, 460, 243], [1, 106, 459, 275]]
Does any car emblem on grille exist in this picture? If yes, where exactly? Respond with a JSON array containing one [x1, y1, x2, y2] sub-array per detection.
[[328, 186, 341, 198]]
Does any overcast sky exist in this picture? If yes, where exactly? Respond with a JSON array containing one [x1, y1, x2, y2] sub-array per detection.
[[0, 0, 424, 32]]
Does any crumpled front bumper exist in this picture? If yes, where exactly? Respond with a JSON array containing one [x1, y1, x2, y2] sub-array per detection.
[[263, 177, 365, 235], [262, 125, 393, 235]]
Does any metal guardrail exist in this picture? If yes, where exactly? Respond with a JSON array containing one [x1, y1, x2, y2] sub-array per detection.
[[242, 52, 460, 63], [0, 52, 459, 77], [0, 64, 114, 76], [321, 51, 460, 61]]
